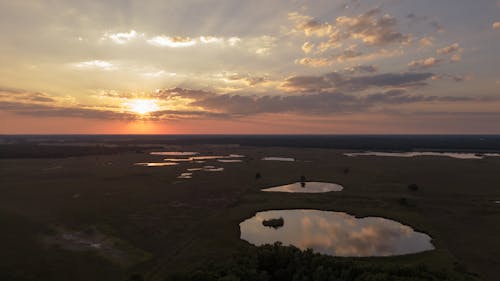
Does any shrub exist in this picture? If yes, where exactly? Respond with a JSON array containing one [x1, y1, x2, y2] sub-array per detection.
[[408, 184, 419, 191]]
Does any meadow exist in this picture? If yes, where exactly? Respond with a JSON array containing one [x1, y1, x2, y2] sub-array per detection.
[[0, 138, 499, 280]]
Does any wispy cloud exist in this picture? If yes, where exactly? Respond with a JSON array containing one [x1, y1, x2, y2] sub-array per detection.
[[408, 57, 443, 69], [72, 60, 116, 70], [147, 36, 197, 47], [281, 72, 434, 92], [103, 30, 142, 44]]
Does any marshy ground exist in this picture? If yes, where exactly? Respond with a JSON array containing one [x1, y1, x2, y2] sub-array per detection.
[[1, 143, 499, 280]]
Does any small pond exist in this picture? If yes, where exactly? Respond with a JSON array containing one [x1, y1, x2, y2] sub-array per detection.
[[262, 157, 295, 162], [150, 151, 199, 156], [240, 209, 434, 257], [134, 162, 179, 167], [262, 182, 343, 193], [177, 172, 193, 179]]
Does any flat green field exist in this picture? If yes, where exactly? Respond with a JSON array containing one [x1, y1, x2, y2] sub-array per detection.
[[1, 146, 499, 280]]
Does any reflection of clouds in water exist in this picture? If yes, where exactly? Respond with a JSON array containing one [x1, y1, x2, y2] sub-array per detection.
[[240, 210, 434, 257], [262, 182, 343, 193]]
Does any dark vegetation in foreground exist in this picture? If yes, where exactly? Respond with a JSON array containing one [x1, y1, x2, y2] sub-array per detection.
[[166, 243, 476, 281]]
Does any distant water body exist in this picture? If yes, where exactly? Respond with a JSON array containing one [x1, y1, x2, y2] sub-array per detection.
[[345, 151, 500, 159], [3, 135, 500, 151]]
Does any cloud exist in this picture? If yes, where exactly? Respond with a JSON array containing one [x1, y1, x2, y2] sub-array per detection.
[[295, 57, 332, 67], [249, 36, 277, 55], [0, 101, 135, 120], [436, 43, 463, 62], [432, 74, 472, 82], [225, 73, 270, 86], [419, 37, 434, 47], [0, 86, 56, 103], [302, 42, 315, 53], [493, 22, 500, 29], [2, 84, 494, 121], [334, 9, 410, 46], [103, 30, 141, 44], [72, 60, 116, 70], [199, 36, 242, 46], [227, 37, 242, 46], [288, 12, 333, 37], [290, 9, 409, 47], [344, 65, 378, 74], [333, 45, 364, 62], [291, 9, 411, 68], [0, 86, 25, 94], [147, 36, 197, 47], [188, 89, 477, 117], [436, 43, 460, 55], [408, 57, 443, 69], [296, 45, 363, 67], [199, 36, 223, 44], [281, 72, 434, 92], [142, 70, 177, 78], [297, 48, 403, 68]]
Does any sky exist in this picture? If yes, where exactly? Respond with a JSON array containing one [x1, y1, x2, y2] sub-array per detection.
[[0, 0, 499, 134]]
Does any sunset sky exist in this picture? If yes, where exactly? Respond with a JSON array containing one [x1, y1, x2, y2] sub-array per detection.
[[1, 0, 499, 134]]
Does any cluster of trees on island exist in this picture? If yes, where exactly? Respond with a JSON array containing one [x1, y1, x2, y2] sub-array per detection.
[[165, 243, 475, 281]]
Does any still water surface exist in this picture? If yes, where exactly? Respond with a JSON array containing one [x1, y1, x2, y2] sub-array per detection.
[[262, 182, 343, 193], [240, 209, 434, 257]]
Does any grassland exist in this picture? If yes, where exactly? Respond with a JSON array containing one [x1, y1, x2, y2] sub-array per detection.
[[0, 144, 499, 280]]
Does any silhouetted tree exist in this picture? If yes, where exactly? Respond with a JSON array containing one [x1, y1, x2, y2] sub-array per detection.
[[129, 273, 144, 281], [408, 184, 419, 191], [399, 197, 409, 206]]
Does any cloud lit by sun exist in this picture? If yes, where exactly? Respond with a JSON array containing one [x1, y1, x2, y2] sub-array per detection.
[[126, 99, 159, 115]]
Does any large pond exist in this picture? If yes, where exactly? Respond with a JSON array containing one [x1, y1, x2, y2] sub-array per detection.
[[345, 151, 500, 159], [262, 182, 343, 193], [240, 210, 434, 257]]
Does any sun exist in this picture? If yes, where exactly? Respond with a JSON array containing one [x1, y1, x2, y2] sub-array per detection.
[[126, 99, 159, 115]]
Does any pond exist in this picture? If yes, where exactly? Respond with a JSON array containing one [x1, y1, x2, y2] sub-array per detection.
[[134, 162, 179, 167], [163, 154, 246, 162], [240, 210, 434, 257], [262, 157, 295, 162], [262, 182, 343, 193], [344, 151, 500, 159], [202, 166, 224, 172], [177, 172, 193, 179], [163, 158, 193, 162], [150, 151, 199, 156]]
